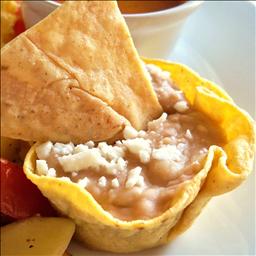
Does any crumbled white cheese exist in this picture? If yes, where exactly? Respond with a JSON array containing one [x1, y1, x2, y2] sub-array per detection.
[[115, 140, 123, 146], [152, 145, 182, 161], [58, 148, 109, 172], [113, 146, 125, 157], [73, 144, 89, 154], [161, 70, 171, 80], [146, 63, 168, 79], [36, 160, 48, 175], [139, 150, 151, 164], [98, 142, 124, 160], [174, 101, 189, 113], [98, 176, 107, 187], [86, 141, 95, 148], [71, 172, 78, 177], [177, 143, 186, 152], [138, 130, 146, 137], [53, 142, 74, 155], [116, 158, 127, 171], [185, 129, 193, 139], [47, 168, 56, 177], [36, 141, 53, 159], [105, 156, 128, 175], [105, 160, 118, 175], [78, 177, 89, 188], [152, 148, 169, 160], [123, 126, 138, 139], [123, 138, 151, 156], [111, 178, 120, 188], [139, 199, 155, 214], [148, 113, 168, 129], [58, 177, 71, 182], [97, 142, 108, 153], [168, 161, 183, 174], [136, 175, 145, 187], [125, 167, 142, 188]]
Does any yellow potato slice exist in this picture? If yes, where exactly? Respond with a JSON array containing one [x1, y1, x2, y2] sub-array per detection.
[[1, 217, 75, 256]]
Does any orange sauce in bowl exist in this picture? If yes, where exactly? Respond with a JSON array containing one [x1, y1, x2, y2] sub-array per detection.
[[117, 0, 187, 14], [56, 1, 187, 14]]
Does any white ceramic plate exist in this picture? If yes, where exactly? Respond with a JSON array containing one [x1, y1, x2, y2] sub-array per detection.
[[68, 1, 255, 255]]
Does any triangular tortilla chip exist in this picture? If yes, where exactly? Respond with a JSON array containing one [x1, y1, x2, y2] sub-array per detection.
[[1, 1, 162, 143]]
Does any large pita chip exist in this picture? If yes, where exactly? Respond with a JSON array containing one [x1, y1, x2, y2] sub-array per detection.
[[1, 1, 162, 143]]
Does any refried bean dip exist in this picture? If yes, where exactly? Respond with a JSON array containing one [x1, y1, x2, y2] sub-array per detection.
[[35, 64, 224, 221]]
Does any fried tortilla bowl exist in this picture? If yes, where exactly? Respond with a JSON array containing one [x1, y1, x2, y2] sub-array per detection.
[[24, 59, 255, 253]]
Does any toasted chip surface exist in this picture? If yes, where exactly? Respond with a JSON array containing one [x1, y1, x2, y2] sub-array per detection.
[[1, 1, 161, 143]]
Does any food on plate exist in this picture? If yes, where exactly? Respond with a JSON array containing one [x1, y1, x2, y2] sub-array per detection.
[[1, 216, 75, 256], [1, 1, 162, 144], [24, 58, 255, 252], [1, 159, 56, 221], [1, 0, 255, 254], [27, 63, 226, 222], [31, 108, 223, 222]]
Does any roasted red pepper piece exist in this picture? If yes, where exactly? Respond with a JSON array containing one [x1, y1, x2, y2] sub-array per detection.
[[14, 2, 26, 36], [1, 159, 56, 220]]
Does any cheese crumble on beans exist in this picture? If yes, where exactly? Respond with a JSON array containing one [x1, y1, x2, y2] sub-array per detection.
[[35, 64, 223, 221]]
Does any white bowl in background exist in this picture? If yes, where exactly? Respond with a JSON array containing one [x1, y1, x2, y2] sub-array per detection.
[[21, 1, 203, 58]]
